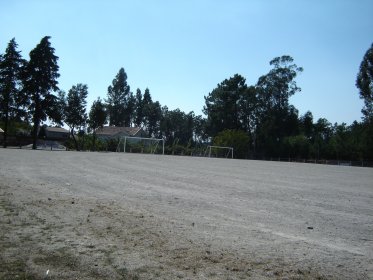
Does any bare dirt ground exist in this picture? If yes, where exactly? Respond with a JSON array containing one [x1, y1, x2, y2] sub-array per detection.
[[1, 149, 372, 279]]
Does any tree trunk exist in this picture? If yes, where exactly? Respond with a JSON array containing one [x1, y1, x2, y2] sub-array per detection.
[[32, 121, 39, 150], [32, 98, 41, 150], [92, 131, 96, 151], [3, 111, 8, 148], [71, 128, 79, 151]]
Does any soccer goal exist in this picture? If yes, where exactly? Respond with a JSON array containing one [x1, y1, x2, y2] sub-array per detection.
[[116, 136, 164, 155], [205, 145, 234, 159]]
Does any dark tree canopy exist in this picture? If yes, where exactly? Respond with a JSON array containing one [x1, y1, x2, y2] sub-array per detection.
[[64, 83, 88, 150], [256, 55, 303, 111], [213, 129, 250, 159], [134, 88, 143, 127], [356, 43, 373, 121], [106, 68, 131, 126], [23, 36, 60, 149], [88, 97, 107, 131], [88, 97, 107, 151], [0, 38, 25, 147], [203, 74, 247, 136]]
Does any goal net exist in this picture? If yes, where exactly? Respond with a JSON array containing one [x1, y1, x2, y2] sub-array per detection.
[[116, 136, 164, 155], [205, 145, 234, 159]]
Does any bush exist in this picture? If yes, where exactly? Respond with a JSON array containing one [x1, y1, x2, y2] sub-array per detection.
[[213, 129, 250, 159]]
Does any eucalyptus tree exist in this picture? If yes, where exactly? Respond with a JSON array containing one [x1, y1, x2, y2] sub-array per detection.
[[356, 43, 373, 122], [254, 55, 303, 156]]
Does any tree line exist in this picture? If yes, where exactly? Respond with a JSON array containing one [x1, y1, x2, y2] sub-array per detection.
[[1, 36, 372, 161]]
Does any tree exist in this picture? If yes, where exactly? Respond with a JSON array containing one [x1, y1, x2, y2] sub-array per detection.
[[237, 86, 258, 135], [134, 88, 143, 127], [300, 111, 314, 139], [147, 101, 162, 137], [356, 43, 373, 122], [64, 84, 88, 150], [283, 134, 310, 159], [160, 108, 195, 145], [204, 74, 247, 136], [88, 97, 107, 150], [141, 87, 152, 130], [311, 118, 332, 159], [256, 55, 303, 112], [213, 129, 250, 159], [106, 68, 131, 126], [0, 38, 26, 147], [23, 36, 60, 149], [254, 56, 303, 156]]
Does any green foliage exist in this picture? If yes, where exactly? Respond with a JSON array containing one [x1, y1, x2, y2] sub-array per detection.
[[356, 43, 373, 121], [23, 36, 60, 149], [0, 38, 26, 147], [64, 84, 88, 128], [161, 108, 196, 145], [141, 88, 162, 137], [204, 74, 248, 136], [213, 129, 250, 159], [283, 135, 310, 159], [88, 97, 106, 131], [134, 88, 143, 127], [106, 68, 132, 126], [256, 56, 303, 111], [88, 97, 107, 151], [63, 83, 88, 151], [254, 56, 303, 156]]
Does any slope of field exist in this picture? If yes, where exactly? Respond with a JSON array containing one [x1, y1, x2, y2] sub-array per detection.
[[1, 149, 372, 279]]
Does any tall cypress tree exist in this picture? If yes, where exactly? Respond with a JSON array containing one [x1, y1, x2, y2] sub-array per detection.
[[0, 38, 26, 147], [23, 36, 60, 149], [134, 88, 143, 127]]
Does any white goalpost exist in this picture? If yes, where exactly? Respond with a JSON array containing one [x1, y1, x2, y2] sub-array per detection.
[[116, 136, 165, 155], [205, 145, 234, 159]]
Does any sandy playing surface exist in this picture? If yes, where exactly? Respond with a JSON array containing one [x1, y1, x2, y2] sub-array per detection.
[[1, 149, 372, 279]]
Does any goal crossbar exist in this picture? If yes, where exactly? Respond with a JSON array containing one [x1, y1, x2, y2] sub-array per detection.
[[117, 136, 165, 155]]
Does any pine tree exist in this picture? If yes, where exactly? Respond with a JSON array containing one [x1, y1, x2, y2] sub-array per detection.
[[23, 36, 60, 149], [134, 88, 143, 127], [0, 38, 26, 147], [88, 97, 107, 150], [106, 68, 131, 126]]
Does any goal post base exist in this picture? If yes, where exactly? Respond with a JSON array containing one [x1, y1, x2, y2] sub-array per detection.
[[116, 136, 165, 155]]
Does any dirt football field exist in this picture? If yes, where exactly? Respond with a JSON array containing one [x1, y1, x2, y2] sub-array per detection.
[[1, 148, 372, 279]]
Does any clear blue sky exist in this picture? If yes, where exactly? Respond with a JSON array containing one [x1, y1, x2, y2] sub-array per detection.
[[1, 0, 372, 124]]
